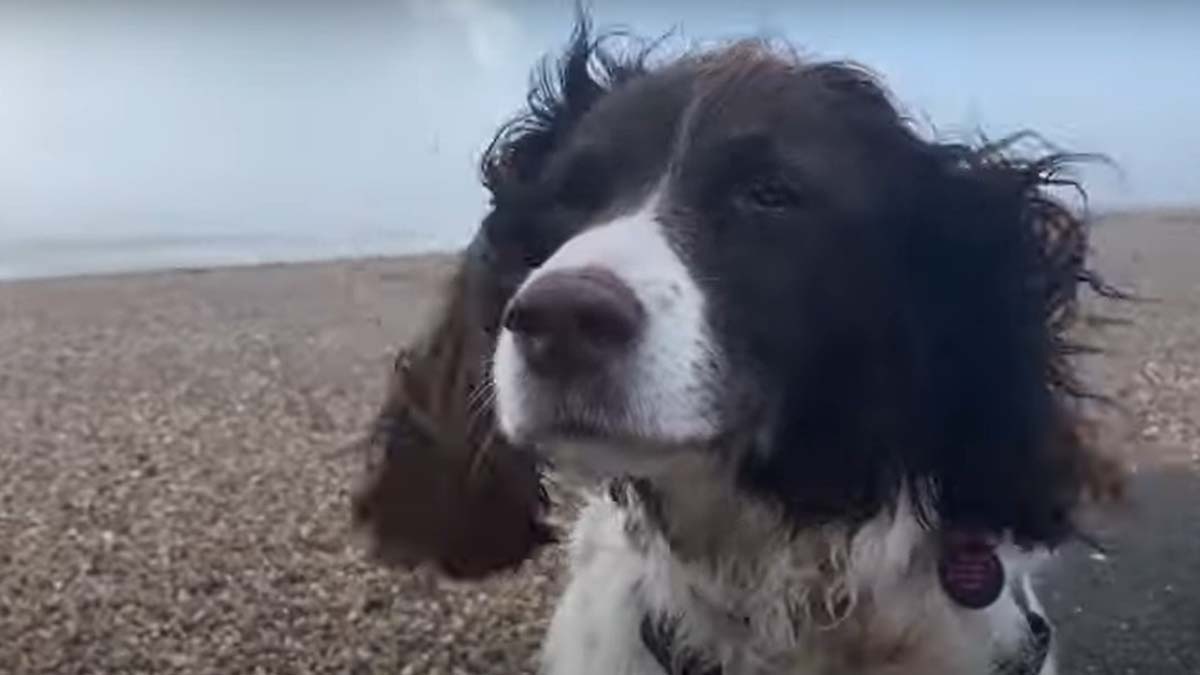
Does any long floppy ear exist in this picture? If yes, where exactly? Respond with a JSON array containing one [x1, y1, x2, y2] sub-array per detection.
[[350, 14, 654, 577], [350, 253, 553, 579], [903, 137, 1127, 545], [731, 64, 1126, 545]]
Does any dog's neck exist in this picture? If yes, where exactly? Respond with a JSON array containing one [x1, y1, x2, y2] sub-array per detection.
[[612, 457, 996, 675], [610, 453, 793, 563], [605, 453, 930, 670]]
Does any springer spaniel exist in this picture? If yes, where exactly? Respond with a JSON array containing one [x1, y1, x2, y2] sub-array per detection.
[[354, 18, 1125, 675]]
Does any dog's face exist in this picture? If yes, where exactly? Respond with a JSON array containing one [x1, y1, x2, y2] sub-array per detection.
[[478, 29, 1118, 542], [491, 51, 900, 468], [353, 24, 1121, 577]]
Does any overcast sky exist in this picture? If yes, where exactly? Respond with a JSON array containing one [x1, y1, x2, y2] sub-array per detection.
[[1, 1, 1196, 256]]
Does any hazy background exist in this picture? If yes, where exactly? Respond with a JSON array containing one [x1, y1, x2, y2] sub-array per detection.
[[1, 0, 1197, 280]]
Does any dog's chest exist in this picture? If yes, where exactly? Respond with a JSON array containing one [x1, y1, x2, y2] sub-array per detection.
[[544, 492, 1050, 675]]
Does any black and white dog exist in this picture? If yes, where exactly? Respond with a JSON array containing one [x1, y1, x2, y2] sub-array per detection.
[[358, 18, 1124, 675]]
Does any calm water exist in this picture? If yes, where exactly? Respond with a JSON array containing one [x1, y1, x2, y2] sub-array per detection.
[[0, 230, 461, 282]]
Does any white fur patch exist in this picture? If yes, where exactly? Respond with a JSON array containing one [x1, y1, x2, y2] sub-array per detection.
[[493, 188, 720, 468], [542, 480, 1058, 675]]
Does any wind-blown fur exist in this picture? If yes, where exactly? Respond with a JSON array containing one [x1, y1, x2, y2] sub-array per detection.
[[352, 15, 1125, 674], [350, 260, 552, 578]]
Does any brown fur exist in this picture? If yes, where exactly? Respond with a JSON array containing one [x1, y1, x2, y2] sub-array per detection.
[[350, 259, 552, 579]]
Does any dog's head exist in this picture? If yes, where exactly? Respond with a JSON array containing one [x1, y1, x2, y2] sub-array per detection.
[[487, 22, 1125, 540], [355, 19, 1124, 577]]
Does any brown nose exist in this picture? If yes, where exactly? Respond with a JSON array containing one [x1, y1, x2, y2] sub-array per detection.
[[502, 267, 644, 376]]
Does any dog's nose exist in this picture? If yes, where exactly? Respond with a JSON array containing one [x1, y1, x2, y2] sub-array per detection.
[[502, 267, 644, 375]]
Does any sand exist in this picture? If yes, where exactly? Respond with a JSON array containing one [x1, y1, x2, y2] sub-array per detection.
[[1, 211, 1197, 674], [0, 255, 561, 674]]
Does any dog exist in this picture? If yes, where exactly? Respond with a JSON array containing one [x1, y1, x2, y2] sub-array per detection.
[[354, 18, 1125, 675]]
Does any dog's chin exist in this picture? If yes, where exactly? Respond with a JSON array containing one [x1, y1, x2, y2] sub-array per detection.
[[507, 418, 708, 481]]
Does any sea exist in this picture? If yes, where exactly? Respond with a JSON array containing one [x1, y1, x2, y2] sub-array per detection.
[[0, 229, 467, 282]]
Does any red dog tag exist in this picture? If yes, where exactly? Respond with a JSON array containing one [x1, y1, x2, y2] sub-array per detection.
[[938, 532, 1004, 609]]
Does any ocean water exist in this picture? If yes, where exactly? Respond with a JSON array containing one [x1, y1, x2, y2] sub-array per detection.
[[0, 230, 465, 282]]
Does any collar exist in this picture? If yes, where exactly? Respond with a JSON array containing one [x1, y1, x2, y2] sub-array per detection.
[[639, 609, 1051, 675], [640, 614, 722, 675]]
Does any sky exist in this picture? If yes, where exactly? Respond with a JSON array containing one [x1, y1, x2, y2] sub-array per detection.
[[0, 1, 1197, 277]]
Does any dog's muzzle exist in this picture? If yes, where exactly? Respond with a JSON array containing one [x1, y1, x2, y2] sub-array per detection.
[[502, 266, 645, 377]]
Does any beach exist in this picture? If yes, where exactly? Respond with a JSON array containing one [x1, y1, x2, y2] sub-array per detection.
[[1, 211, 1198, 674]]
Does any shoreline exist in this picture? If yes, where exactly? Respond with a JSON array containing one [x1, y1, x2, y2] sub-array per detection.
[[0, 249, 462, 287], [3, 207, 1198, 286]]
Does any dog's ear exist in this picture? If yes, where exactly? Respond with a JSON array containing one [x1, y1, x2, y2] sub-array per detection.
[[349, 16, 659, 577], [900, 137, 1128, 545], [351, 255, 553, 579]]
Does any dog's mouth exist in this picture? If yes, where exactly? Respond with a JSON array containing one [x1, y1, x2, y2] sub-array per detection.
[[509, 397, 701, 448], [497, 386, 722, 478], [527, 421, 706, 479]]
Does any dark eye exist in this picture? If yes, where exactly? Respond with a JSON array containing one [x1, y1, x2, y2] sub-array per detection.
[[738, 175, 803, 212]]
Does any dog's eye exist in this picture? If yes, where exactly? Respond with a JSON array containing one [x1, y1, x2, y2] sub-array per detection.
[[739, 176, 803, 212]]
